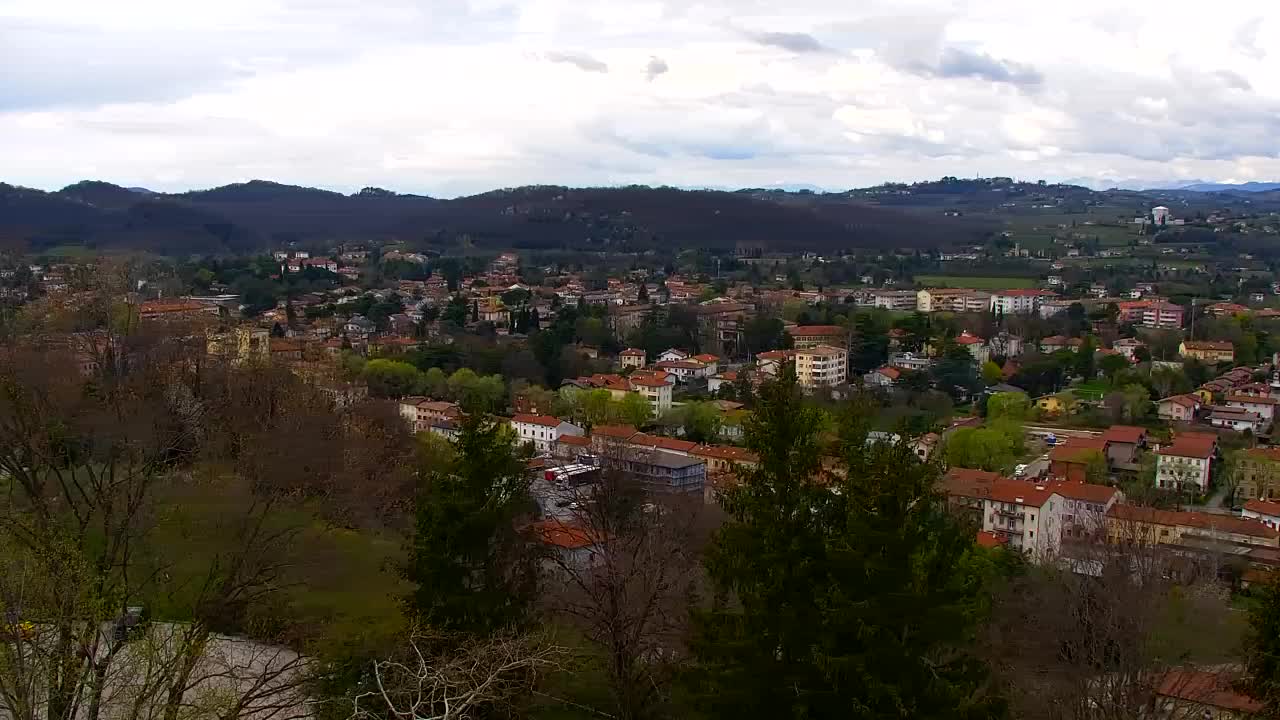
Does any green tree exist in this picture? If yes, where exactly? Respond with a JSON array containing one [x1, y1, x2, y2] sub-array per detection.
[[1245, 577, 1280, 715], [981, 360, 1003, 386], [931, 338, 982, 401], [363, 358, 421, 398], [943, 425, 1021, 472], [690, 374, 1000, 718], [404, 414, 538, 634], [675, 401, 722, 444], [616, 392, 652, 427], [1074, 336, 1096, 378], [578, 388, 614, 427], [1099, 353, 1129, 383], [986, 391, 1030, 422]]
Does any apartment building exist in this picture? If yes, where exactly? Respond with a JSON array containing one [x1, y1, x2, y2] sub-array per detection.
[[1236, 447, 1280, 501], [510, 414, 585, 453], [794, 345, 848, 389], [954, 331, 989, 364], [981, 480, 1062, 559], [915, 288, 991, 314], [871, 290, 918, 311], [1106, 504, 1279, 548], [1155, 432, 1218, 492], [990, 289, 1057, 315], [618, 348, 647, 369], [1179, 340, 1236, 364], [1117, 300, 1183, 329], [786, 325, 847, 349], [628, 374, 674, 414]]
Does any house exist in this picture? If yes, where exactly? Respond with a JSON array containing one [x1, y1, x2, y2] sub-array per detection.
[[1236, 447, 1280, 501], [1048, 437, 1109, 483], [1039, 335, 1070, 354], [989, 289, 1057, 315], [1035, 392, 1075, 416], [1179, 340, 1235, 364], [1244, 498, 1280, 529], [343, 315, 375, 339], [1100, 425, 1148, 469], [1157, 394, 1201, 422], [979, 478, 1062, 560], [656, 348, 690, 363], [888, 352, 932, 371], [988, 332, 1023, 359], [1155, 432, 1218, 492], [692, 354, 720, 375], [628, 373, 674, 414], [1052, 481, 1122, 539], [794, 345, 848, 389], [954, 331, 989, 364], [619, 348, 647, 370], [426, 417, 460, 441], [1112, 337, 1146, 361], [654, 359, 712, 383], [863, 366, 901, 388], [786, 325, 847, 349], [755, 349, 794, 376], [1207, 406, 1267, 434], [942, 467, 1002, 523], [398, 397, 462, 433], [530, 519, 603, 571], [1226, 394, 1279, 422], [621, 449, 706, 495], [510, 414, 585, 453]]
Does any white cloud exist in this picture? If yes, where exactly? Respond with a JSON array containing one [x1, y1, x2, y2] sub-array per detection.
[[2, 0, 1279, 195]]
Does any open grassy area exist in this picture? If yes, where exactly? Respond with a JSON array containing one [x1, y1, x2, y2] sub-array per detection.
[[914, 275, 1037, 289]]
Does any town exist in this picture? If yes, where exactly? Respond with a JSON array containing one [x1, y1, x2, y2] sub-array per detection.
[[6, 181, 1280, 718]]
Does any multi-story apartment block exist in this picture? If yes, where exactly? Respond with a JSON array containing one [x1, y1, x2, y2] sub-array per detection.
[[1117, 300, 1183, 329], [1155, 432, 1218, 492], [989, 289, 1057, 315], [786, 325, 847, 349], [915, 288, 992, 314], [1236, 447, 1280, 501], [510, 414, 585, 454], [871, 290, 918, 311], [794, 345, 848, 389]]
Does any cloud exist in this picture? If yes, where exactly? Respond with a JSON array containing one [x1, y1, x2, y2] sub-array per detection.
[[545, 51, 609, 73], [645, 56, 669, 81], [748, 31, 827, 53], [933, 48, 1043, 86]]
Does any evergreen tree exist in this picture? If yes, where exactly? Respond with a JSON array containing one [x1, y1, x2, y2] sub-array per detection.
[[404, 414, 538, 635], [637, 282, 649, 304], [1245, 577, 1280, 714], [470, 299, 479, 323], [689, 373, 1001, 719], [1074, 335, 1096, 378]]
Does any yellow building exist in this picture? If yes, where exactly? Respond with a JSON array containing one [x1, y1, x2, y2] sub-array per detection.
[[206, 326, 269, 365], [1236, 447, 1280, 501], [794, 345, 848, 389], [1179, 340, 1235, 364]]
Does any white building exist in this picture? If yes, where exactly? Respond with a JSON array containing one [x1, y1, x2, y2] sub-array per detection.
[[872, 290, 918, 311], [990, 289, 1057, 315], [1155, 434, 1217, 492], [656, 348, 689, 363], [629, 375, 673, 414], [619, 348, 647, 369], [954, 331, 990, 365], [1244, 499, 1280, 530], [982, 480, 1063, 560], [795, 345, 848, 389], [1152, 206, 1171, 226], [510, 414, 585, 454]]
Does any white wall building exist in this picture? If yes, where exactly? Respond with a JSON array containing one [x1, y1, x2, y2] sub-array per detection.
[[990, 289, 1057, 315], [510, 414, 584, 453]]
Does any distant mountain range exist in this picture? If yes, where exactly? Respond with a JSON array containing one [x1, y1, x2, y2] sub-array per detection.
[[0, 179, 997, 256], [1168, 181, 1280, 193]]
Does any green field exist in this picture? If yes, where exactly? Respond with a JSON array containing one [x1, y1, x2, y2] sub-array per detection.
[[913, 275, 1037, 289]]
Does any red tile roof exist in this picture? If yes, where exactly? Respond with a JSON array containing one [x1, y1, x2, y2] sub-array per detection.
[[529, 520, 601, 550], [556, 434, 592, 447], [1049, 437, 1109, 463], [942, 468, 1003, 499], [630, 433, 698, 453], [954, 332, 984, 345], [1183, 340, 1234, 351], [1047, 481, 1119, 504], [1155, 671, 1262, 713], [620, 348, 646, 356], [1108, 504, 1279, 540], [1245, 499, 1280, 517], [1102, 425, 1147, 444], [988, 479, 1056, 507], [1227, 394, 1280, 405], [1157, 433, 1217, 459], [512, 414, 563, 427], [592, 424, 639, 440], [691, 444, 760, 463], [976, 530, 1008, 548]]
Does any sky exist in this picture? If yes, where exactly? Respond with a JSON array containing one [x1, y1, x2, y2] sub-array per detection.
[[3, 0, 1280, 197]]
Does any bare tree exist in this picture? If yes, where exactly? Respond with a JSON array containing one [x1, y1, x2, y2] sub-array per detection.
[[348, 630, 563, 720], [537, 446, 715, 720]]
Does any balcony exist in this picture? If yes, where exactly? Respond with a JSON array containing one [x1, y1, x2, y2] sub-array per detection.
[[995, 508, 1024, 519]]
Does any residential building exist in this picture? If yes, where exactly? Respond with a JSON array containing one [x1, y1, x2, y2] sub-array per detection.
[[915, 288, 991, 314], [1116, 300, 1184, 329], [1155, 432, 1218, 492], [786, 325, 847, 349], [1112, 337, 1146, 361], [954, 331, 989, 364], [654, 359, 712, 383], [398, 398, 462, 433], [1106, 504, 1279, 548], [1235, 447, 1280, 501], [1039, 335, 1070, 354], [1039, 300, 1074, 318], [692, 353, 720, 375], [755, 349, 794, 375], [1049, 437, 1110, 483], [205, 326, 269, 365], [628, 373, 674, 414], [1226, 394, 1279, 422], [622, 450, 706, 495], [1053, 481, 1122, 539], [888, 352, 932, 371], [1152, 670, 1262, 719], [794, 345, 848, 389], [1157, 394, 1201, 422], [1179, 340, 1235, 364], [980, 479, 1062, 559], [1100, 425, 1148, 469], [990, 289, 1057, 315], [988, 332, 1023, 359], [510, 414, 584, 454], [871, 289, 918, 311], [1207, 406, 1267, 433], [863, 366, 901, 387], [1244, 498, 1280, 529]]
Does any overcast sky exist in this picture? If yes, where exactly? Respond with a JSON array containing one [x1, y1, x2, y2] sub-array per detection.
[[3, 0, 1279, 197]]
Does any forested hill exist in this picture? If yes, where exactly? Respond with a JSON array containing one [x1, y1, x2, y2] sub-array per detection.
[[0, 180, 997, 256]]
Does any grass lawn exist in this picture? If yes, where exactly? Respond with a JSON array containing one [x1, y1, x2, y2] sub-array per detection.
[[913, 275, 1037, 289], [1072, 381, 1109, 401]]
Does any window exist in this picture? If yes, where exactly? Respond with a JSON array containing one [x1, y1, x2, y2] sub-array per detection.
[[1029, 531, 1034, 538]]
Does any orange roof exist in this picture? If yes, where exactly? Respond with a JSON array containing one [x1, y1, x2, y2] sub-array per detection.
[[942, 468, 1003, 499], [1159, 394, 1199, 408], [1102, 425, 1147, 444], [139, 299, 208, 314], [512, 414, 563, 427], [1227, 394, 1280, 405], [1183, 340, 1234, 351], [987, 479, 1057, 507], [756, 350, 794, 361], [691, 444, 760, 463], [629, 375, 670, 388], [1049, 437, 1108, 463], [1246, 499, 1280, 517], [655, 360, 706, 370], [1246, 447, 1280, 463], [620, 348, 646, 356], [592, 424, 639, 440], [1155, 671, 1262, 713], [954, 332, 984, 345], [529, 520, 601, 550], [631, 434, 698, 453], [876, 366, 901, 379], [1158, 433, 1217, 459], [693, 353, 719, 363], [787, 325, 845, 336], [976, 530, 1008, 548], [1047, 481, 1119, 504], [556, 434, 592, 447], [1108, 505, 1279, 540]]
